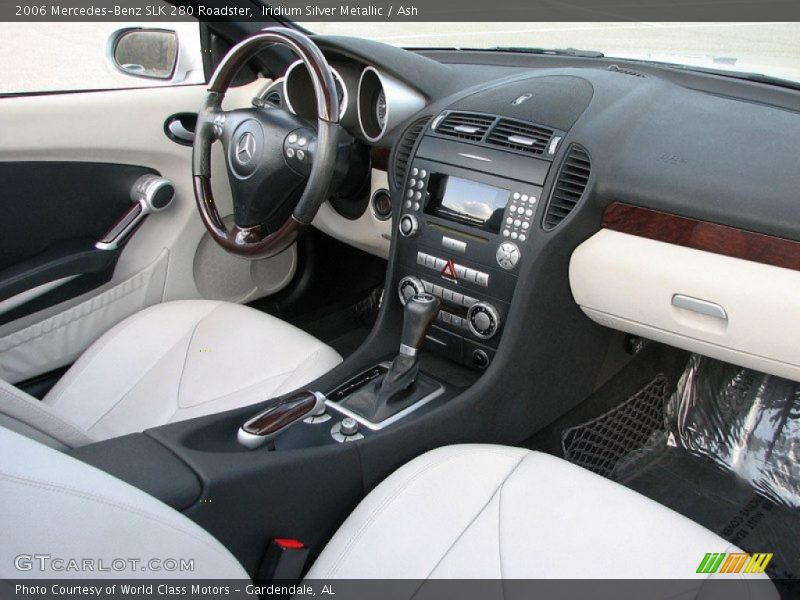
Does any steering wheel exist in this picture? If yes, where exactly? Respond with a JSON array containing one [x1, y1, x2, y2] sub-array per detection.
[[192, 28, 341, 259]]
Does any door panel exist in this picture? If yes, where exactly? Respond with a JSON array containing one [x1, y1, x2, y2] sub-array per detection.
[[0, 80, 297, 383], [0, 162, 160, 325]]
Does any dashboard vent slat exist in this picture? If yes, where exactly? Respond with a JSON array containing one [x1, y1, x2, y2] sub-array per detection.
[[607, 64, 647, 78], [487, 118, 555, 155], [264, 91, 282, 107], [392, 116, 431, 190], [544, 145, 591, 230], [435, 112, 495, 141]]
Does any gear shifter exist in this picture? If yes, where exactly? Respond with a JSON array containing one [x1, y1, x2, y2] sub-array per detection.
[[341, 293, 441, 424], [380, 293, 440, 400]]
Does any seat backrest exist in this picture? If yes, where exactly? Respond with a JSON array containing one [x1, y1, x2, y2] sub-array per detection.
[[0, 425, 248, 579], [0, 379, 95, 449]]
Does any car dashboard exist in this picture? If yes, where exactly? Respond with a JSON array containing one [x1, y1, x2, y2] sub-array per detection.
[[259, 36, 800, 379]]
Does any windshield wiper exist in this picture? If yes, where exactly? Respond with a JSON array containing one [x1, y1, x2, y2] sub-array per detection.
[[486, 46, 605, 58]]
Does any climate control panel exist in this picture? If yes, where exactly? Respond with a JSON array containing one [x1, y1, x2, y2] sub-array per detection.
[[466, 302, 501, 340], [398, 275, 501, 339]]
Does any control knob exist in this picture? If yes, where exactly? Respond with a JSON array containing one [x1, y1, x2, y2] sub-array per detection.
[[340, 417, 360, 436], [398, 214, 419, 237], [397, 276, 425, 305], [496, 242, 520, 270], [467, 301, 501, 340]]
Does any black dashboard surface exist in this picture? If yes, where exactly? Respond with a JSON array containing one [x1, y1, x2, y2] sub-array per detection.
[[311, 36, 800, 242]]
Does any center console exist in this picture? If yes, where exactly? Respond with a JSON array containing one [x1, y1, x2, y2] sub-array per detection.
[[393, 115, 560, 370]]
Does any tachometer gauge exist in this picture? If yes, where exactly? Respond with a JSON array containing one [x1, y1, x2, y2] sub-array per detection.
[[376, 89, 387, 130]]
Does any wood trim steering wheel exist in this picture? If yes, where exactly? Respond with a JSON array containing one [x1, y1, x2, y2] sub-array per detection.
[[192, 27, 341, 259]]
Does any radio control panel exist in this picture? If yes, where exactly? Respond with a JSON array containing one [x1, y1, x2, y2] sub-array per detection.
[[502, 192, 537, 243], [394, 155, 549, 370]]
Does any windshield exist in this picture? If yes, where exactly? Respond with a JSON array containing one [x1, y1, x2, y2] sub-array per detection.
[[303, 22, 800, 85]]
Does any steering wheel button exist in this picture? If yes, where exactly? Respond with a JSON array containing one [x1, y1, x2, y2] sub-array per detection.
[[411, 167, 418, 176], [407, 189, 414, 198], [405, 200, 412, 208], [297, 150, 305, 160], [298, 137, 307, 147], [409, 178, 416, 187], [412, 202, 420, 211], [512, 192, 521, 200], [286, 148, 295, 158], [416, 180, 424, 190], [414, 191, 422, 201], [419, 169, 427, 178], [529, 196, 537, 204], [288, 133, 298, 144]]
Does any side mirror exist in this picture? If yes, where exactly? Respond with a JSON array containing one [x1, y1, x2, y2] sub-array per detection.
[[110, 28, 179, 80]]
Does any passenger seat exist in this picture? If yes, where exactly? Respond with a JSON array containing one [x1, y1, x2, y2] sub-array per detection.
[[0, 427, 775, 595]]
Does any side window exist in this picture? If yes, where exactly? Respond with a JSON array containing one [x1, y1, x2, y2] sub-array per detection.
[[0, 22, 205, 95]]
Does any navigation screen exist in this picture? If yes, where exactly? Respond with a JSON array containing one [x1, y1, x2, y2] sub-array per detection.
[[426, 175, 509, 233]]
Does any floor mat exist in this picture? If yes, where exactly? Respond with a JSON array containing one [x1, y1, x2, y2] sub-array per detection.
[[615, 442, 800, 581], [561, 375, 669, 478], [561, 356, 800, 584]]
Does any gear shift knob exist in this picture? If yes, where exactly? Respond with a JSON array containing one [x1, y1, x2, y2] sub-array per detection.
[[399, 293, 440, 357]]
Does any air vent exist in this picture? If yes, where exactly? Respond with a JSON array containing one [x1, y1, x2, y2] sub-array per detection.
[[487, 118, 554, 155], [544, 145, 591, 230], [607, 64, 646, 78], [264, 90, 282, 107], [435, 112, 495, 141], [392, 116, 431, 190]]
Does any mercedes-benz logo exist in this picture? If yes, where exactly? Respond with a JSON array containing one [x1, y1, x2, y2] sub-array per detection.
[[235, 132, 256, 165]]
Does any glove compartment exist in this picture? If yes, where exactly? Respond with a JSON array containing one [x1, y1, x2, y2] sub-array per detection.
[[569, 228, 800, 381]]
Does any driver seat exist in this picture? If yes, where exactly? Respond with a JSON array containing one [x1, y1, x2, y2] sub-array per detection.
[[0, 300, 342, 448]]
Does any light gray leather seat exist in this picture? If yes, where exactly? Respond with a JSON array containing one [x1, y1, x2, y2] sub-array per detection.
[[0, 427, 773, 590], [0, 300, 341, 448], [308, 444, 760, 579]]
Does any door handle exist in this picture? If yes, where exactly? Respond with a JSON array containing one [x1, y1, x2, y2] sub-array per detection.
[[167, 119, 194, 143], [164, 113, 197, 145], [96, 175, 175, 251]]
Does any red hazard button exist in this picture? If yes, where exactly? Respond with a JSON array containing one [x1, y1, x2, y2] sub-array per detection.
[[442, 259, 458, 280]]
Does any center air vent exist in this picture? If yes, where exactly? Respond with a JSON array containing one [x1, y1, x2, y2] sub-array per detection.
[[391, 116, 431, 190], [435, 112, 495, 141], [487, 118, 554, 155], [543, 145, 591, 230]]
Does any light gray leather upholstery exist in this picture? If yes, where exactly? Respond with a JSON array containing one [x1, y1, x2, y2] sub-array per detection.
[[0, 426, 248, 579], [0, 300, 341, 446], [307, 444, 768, 582], [0, 431, 775, 590]]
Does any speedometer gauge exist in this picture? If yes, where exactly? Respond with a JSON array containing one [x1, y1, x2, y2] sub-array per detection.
[[375, 90, 387, 130]]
